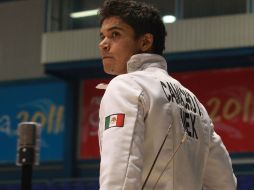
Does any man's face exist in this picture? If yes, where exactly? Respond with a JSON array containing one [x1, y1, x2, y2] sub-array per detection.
[[99, 16, 142, 75]]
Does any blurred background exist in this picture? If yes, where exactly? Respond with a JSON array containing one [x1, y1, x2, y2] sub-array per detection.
[[0, 0, 254, 189]]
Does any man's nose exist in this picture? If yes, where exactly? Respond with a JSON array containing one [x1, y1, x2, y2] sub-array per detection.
[[99, 38, 110, 51]]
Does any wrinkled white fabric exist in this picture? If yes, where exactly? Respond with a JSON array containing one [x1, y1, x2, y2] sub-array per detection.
[[99, 53, 237, 190]]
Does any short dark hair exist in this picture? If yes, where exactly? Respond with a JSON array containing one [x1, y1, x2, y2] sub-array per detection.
[[99, 0, 167, 55]]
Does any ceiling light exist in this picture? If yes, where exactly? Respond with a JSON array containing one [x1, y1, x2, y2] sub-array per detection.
[[162, 15, 176, 23], [70, 8, 99, 18]]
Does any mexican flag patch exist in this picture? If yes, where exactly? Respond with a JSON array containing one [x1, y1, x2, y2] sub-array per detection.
[[105, 113, 125, 130]]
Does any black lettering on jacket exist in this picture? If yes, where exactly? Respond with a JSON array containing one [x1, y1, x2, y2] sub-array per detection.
[[160, 80, 202, 117], [180, 109, 198, 139]]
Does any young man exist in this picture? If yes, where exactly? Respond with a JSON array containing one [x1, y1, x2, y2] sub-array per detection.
[[98, 0, 237, 189]]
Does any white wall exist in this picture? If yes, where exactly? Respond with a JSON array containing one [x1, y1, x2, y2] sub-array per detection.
[[0, 0, 45, 81], [42, 13, 254, 64]]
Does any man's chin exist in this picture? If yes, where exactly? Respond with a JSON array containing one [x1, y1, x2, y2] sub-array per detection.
[[104, 67, 117, 75], [103, 62, 126, 75]]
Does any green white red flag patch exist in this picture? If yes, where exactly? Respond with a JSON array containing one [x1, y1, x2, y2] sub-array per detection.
[[105, 113, 125, 130]]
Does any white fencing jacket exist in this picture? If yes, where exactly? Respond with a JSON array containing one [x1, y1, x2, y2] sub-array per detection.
[[99, 53, 237, 190]]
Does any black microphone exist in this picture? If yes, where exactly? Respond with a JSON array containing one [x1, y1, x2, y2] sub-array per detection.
[[16, 122, 41, 190]]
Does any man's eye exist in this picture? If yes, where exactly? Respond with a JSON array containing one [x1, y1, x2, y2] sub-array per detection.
[[111, 32, 119, 38], [100, 35, 105, 40]]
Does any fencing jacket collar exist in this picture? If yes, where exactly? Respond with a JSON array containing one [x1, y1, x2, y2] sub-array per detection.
[[127, 53, 167, 73]]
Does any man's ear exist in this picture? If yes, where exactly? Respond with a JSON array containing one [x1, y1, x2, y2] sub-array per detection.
[[139, 33, 154, 52]]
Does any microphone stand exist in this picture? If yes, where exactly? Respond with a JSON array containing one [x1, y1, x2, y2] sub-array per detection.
[[19, 146, 35, 190], [16, 122, 41, 190], [21, 164, 32, 190]]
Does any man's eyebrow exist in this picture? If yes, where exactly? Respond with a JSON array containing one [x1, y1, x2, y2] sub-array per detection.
[[107, 25, 124, 31], [100, 25, 124, 35]]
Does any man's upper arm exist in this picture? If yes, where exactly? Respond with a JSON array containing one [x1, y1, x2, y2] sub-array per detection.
[[203, 122, 237, 189], [99, 76, 145, 190]]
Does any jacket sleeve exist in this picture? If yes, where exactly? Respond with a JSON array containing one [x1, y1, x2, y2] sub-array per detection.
[[99, 76, 146, 190], [203, 121, 237, 190]]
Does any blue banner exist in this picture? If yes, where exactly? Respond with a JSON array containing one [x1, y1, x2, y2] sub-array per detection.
[[0, 79, 66, 163]]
